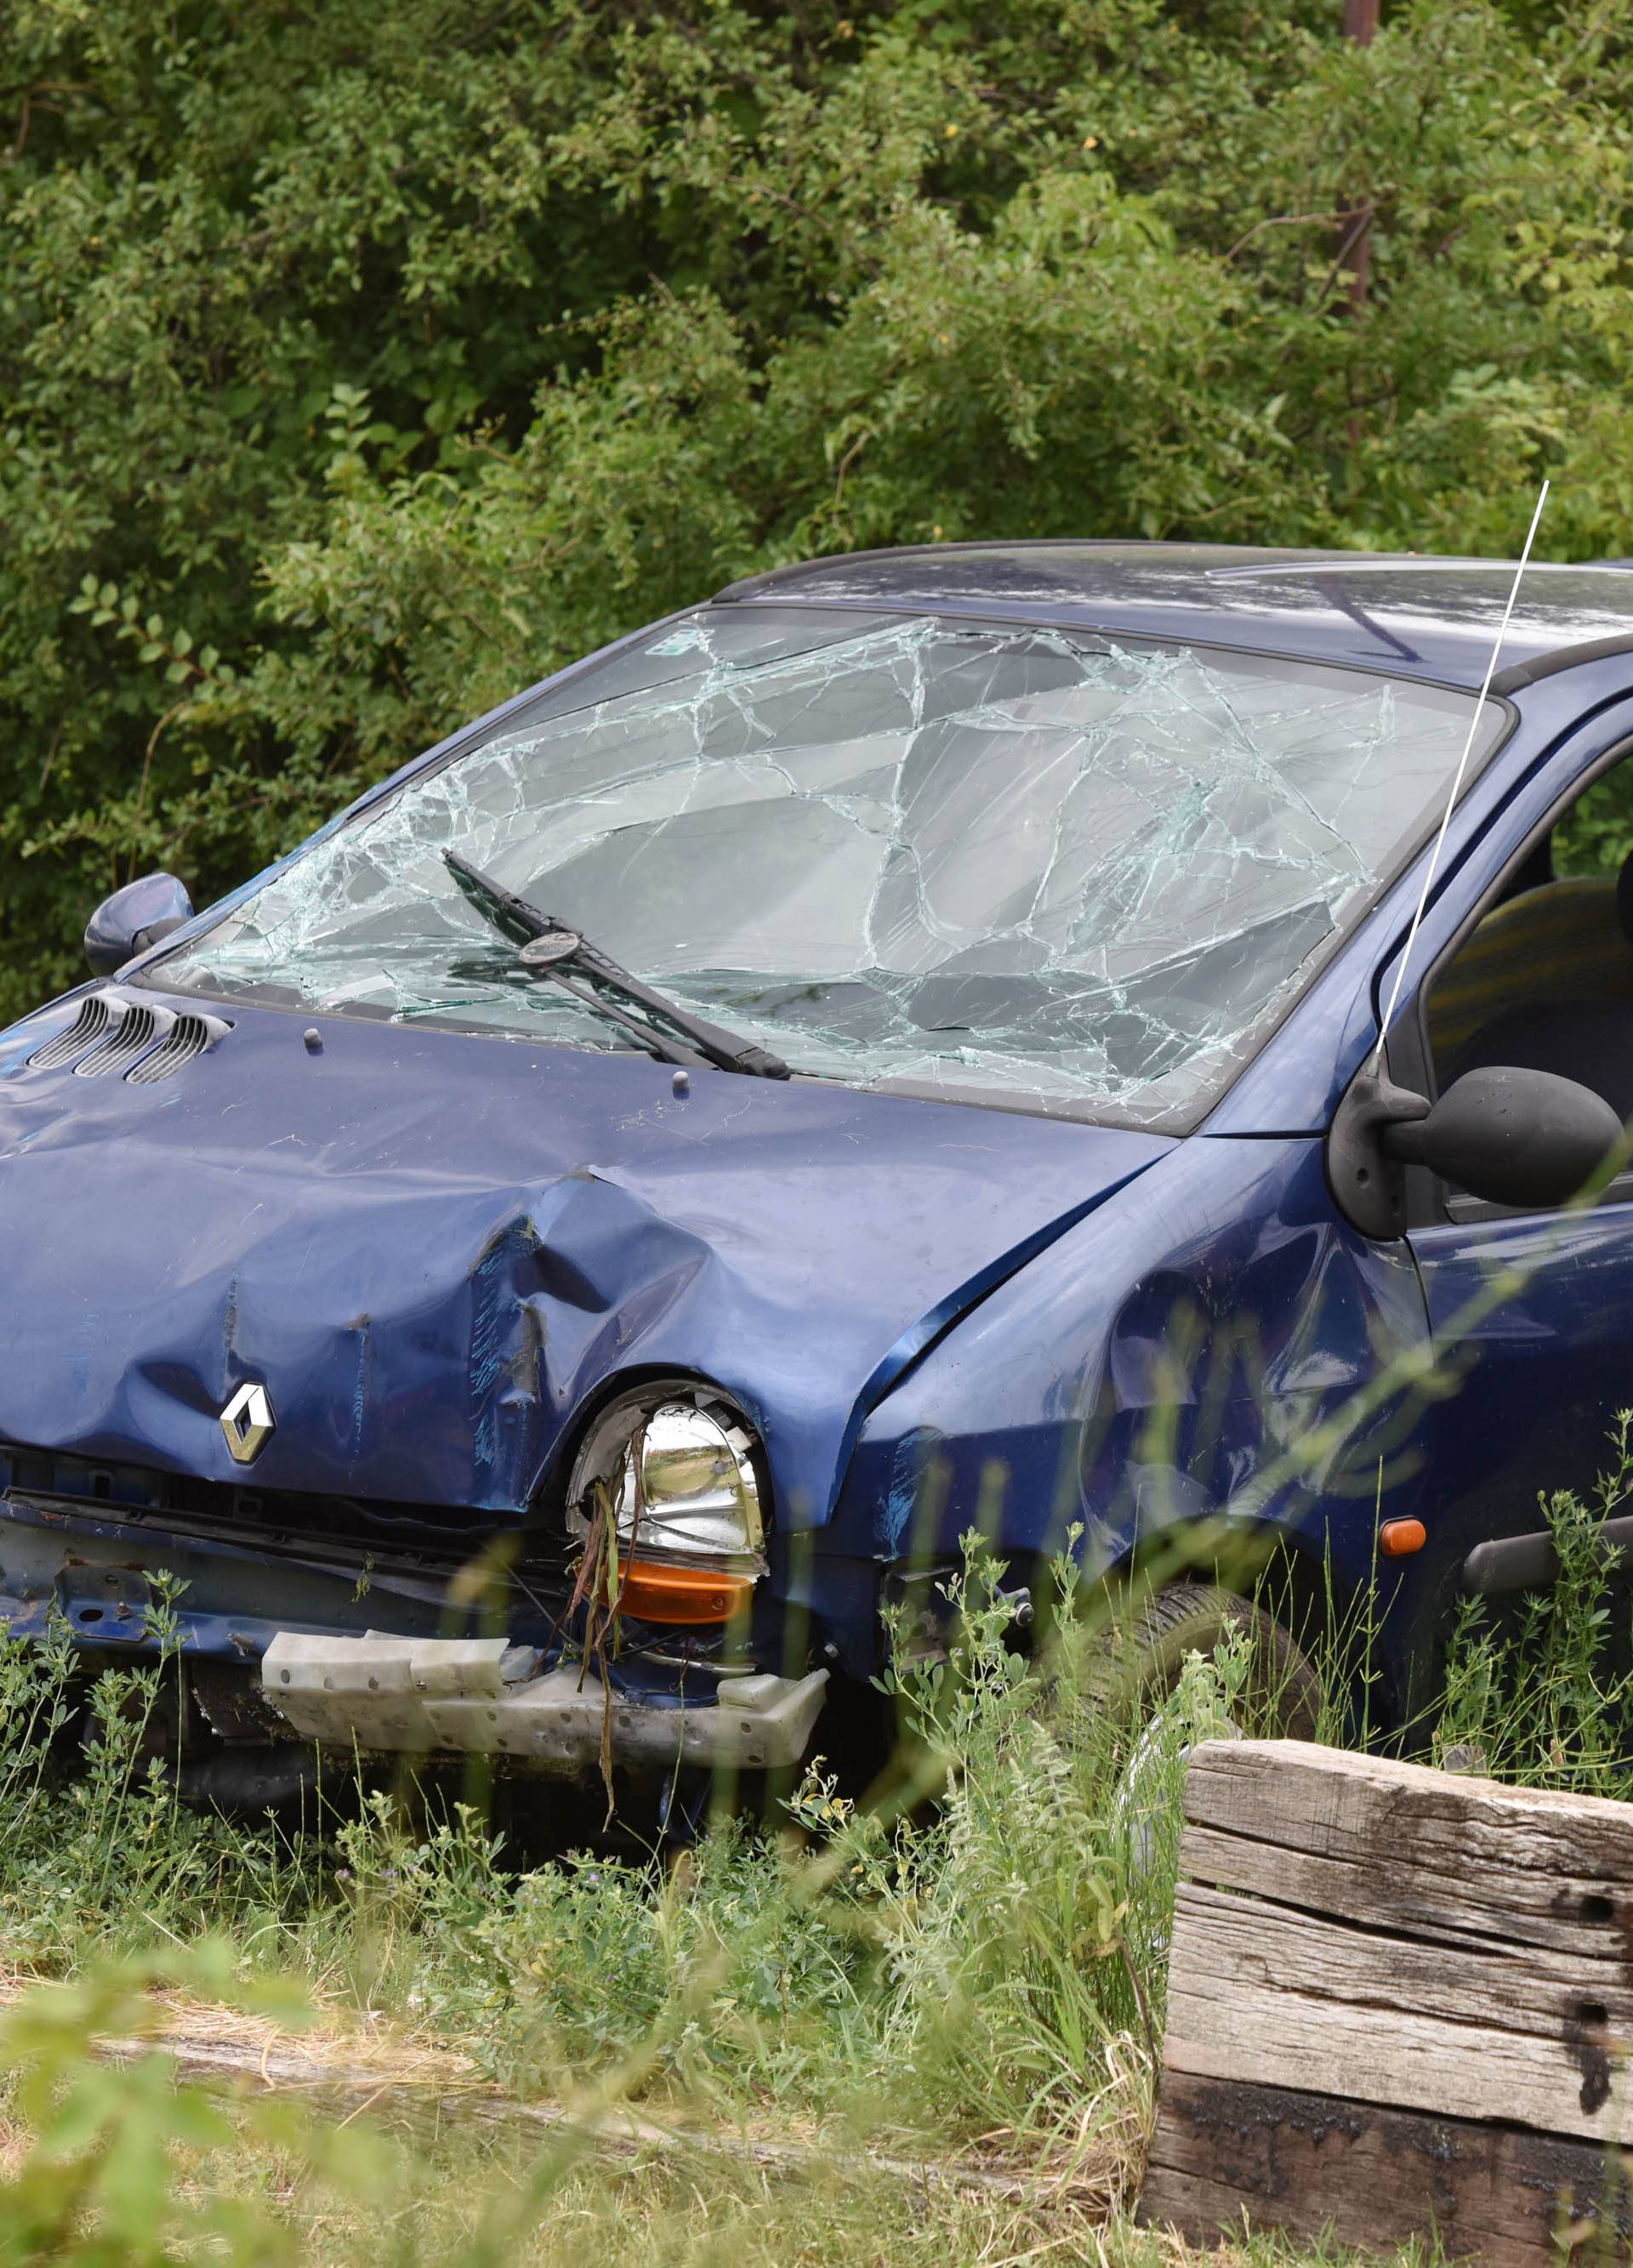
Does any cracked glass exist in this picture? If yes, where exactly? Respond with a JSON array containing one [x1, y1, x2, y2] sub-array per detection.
[[156, 608, 1505, 1127]]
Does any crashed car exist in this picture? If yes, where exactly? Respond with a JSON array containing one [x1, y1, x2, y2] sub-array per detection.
[[5, 541, 1633, 1805]]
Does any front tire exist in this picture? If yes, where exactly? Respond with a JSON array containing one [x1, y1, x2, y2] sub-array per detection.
[[1091, 1581, 1323, 1742], [1090, 1583, 1323, 1958]]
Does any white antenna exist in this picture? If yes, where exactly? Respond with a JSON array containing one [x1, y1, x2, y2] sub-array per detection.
[[1372, 478, 1550, 1066]]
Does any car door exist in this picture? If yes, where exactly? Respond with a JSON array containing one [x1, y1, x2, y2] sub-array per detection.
[[1382, 703, 1633, 1689], [1407, 1197, 1633, 1566]]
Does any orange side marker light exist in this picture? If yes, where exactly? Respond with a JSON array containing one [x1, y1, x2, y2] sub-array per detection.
[[1379, 1517, 1426, 1558], [617, 1556, 754, 1626]]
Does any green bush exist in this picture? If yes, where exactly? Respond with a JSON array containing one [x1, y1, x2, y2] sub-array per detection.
[[7, 1, 1633, 1020]]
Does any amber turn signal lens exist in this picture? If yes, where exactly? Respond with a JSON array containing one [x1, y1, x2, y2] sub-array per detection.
[[617, 1556, 754, 1625], [1379, 1517, 1427, 1558]]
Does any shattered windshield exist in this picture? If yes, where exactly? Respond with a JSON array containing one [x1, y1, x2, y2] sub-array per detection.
[[156, 608, 1505, 1127]]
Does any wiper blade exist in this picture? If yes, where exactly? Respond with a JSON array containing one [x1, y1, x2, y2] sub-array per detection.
[[443, 857, 703, 1071], [443, 852, 792, 1080]]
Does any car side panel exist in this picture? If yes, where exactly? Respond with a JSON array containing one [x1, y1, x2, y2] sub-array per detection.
[[826, 1134, 1437, 1698]]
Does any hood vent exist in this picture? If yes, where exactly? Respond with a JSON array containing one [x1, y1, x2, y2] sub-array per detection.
[[75, 1003, 173, 1077], [127, 1011, 230, 1085], [28, 990, 230, 1084], [30, 990, 125, 1070]]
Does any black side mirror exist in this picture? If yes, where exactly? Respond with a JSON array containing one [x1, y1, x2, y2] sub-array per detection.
[[84, 872, 194, 977], [1329, 1063, 1624, 1235], [1382, 1066, 1624, 1211]]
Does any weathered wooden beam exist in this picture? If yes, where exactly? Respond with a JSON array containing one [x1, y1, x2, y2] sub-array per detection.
[[1166, 1876, 1630, 2143], [91, 2024, 1072, 2205], [1181, 1738, 1633, 1959], [1141, 1740, 1633, 2259], [1142, 2070, 1632, 2268]]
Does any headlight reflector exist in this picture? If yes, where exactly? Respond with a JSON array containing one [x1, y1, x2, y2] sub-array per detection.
[[567, 1385, 765, 1563]]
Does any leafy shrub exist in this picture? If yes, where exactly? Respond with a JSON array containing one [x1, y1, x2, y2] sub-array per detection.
[[9, 3, 1633, 1020]]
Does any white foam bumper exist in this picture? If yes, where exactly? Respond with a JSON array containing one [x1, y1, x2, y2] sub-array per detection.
[[260, 1630, 828, 1774]]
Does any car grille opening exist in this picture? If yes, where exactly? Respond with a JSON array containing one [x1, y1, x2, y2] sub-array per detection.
[[0, 1438, 578, 1579]]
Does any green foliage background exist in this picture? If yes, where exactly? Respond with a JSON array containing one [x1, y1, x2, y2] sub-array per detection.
[[4, 0, 1633, 1021]]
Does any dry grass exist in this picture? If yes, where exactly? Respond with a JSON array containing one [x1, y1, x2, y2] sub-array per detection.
[[0, 1533, 1488, 2265]]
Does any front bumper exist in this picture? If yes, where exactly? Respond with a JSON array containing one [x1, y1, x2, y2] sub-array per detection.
[[262, 1632, 829, 1772], [0, 1486, 834, 1778]]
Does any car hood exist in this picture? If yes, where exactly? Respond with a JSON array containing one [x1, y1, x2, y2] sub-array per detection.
[[0, 993, 1170, 1528]]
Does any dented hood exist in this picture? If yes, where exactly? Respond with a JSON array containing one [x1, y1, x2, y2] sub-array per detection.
[[0, 998, 1169, 1526]]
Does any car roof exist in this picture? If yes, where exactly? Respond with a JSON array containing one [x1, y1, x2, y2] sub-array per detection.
[[714, 542, 1633, 691]]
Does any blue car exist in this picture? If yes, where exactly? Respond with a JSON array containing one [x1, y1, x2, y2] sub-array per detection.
[[5, 541, 1633, 1804]]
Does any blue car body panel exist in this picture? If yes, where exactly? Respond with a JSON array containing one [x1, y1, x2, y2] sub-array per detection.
[[0, 1004, 1167, 1526], [8, 543, 1633, 1736], [828, 1133, 1430, 1657], [716, 544, 1633, 687]]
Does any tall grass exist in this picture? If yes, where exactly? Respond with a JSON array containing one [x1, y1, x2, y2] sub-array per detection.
[[0, 1547, 1238, 2171], [1430, 1416, 1633, 1791], [6, 1456, 1633, 2263], [0, 1588, 306, 1973]]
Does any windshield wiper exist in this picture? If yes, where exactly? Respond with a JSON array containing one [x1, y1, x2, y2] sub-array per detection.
[[443, 852, 791, 1080]]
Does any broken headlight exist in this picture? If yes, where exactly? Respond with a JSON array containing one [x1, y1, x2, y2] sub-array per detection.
[[566, 1384, 766, 1565]]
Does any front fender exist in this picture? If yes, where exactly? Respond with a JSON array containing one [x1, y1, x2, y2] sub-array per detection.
[[824, 1135, 1435, 1656]]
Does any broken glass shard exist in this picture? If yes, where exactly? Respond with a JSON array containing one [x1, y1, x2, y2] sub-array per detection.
[[155, 608, 1505, 1127]]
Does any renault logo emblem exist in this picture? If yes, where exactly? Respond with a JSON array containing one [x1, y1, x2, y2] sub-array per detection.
[[219, 1380, 275, 1464]]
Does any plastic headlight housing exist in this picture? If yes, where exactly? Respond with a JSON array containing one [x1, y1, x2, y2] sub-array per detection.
[[566, 1384, 766, 1565]]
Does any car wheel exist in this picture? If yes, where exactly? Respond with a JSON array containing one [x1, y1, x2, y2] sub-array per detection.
[[1090, 1581, 1324, 1742], [1087, 1583, 1324, 1941]]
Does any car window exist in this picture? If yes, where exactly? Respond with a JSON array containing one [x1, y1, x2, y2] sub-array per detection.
[[1427, 747, 1633, 1155], [156, 608, 1505, 1128], [1555, 757, 1633, 881]]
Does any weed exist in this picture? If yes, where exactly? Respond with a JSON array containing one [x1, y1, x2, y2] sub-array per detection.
[[6, 1481, 1633, 2265], [0, 1601, 304, 1974], [1431, 1415, 1633, 1791]]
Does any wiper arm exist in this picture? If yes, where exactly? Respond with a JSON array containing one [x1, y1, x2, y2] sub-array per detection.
[[443, 855, 704, 1071], [443, 853, 792, 1080]]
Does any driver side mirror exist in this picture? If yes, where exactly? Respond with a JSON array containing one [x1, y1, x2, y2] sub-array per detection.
[[84, 872, 194, 977], [1329, 1063, 1624, 1236], [1383, 1066, 1624, 1209]]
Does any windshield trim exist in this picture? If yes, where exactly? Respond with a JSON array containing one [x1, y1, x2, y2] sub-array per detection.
[[135, 614, 1518, 1134], [718, 595, 1519, 705]]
